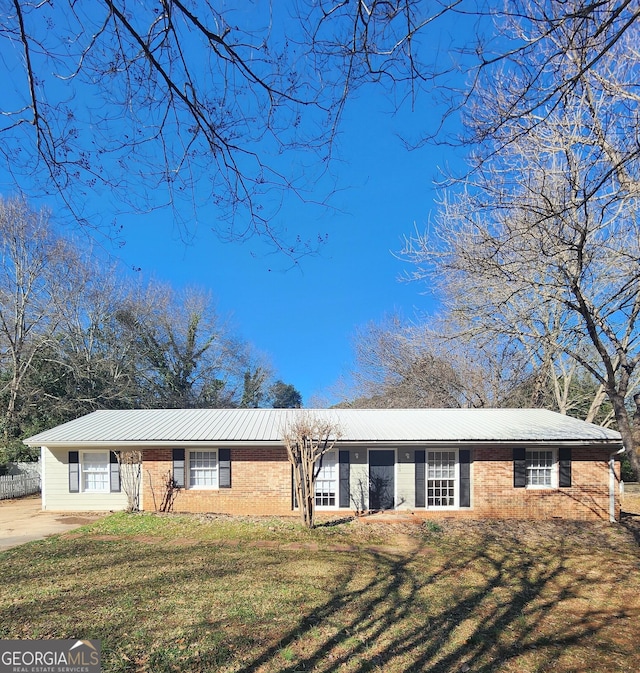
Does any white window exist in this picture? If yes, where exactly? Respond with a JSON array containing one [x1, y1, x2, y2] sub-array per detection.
[[427, 451, 457, 507], [526, 450, 554, 487], [82, 452, 109, 492], [315, 451, 337, 507], [189, 450, 218, 488]]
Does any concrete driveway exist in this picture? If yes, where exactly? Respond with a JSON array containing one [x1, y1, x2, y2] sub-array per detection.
[[0, 496, 104, 551]]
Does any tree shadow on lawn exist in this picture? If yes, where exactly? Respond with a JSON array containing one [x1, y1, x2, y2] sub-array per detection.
[[621, 512, 640, 547], [1, 525, 638, 673], [185, 529, 639, 673]]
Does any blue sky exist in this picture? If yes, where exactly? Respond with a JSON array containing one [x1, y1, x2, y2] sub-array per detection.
[[114, 91, 457, 404], [0, 2, 469, 406]]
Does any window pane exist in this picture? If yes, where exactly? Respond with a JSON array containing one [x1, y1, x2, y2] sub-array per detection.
[[427, 452, 456, 507], [316, 451, 337, 507], [83, 452, 109, 492], [190, 451, 217, 488], [526, 451, 553, 486]]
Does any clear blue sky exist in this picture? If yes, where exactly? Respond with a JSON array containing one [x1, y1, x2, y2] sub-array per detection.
[[0, 4, 469, 405]]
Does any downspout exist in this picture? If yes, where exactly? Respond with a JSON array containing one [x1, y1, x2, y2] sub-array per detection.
[[609, 447, 626, 523]]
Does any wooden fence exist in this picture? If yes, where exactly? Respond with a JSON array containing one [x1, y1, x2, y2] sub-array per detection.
[[0, 473, 41, 500]]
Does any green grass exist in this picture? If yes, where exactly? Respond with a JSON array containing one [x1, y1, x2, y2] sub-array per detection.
[[1, 513, 640, 672], [85, 511, 373, 543]]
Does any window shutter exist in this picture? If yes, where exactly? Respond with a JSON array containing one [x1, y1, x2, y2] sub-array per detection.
[[173, 448, 185, 488], [339, 450, 350, 508], [69, 451, 80, 493], [219, 448, 231, 488], [110, 451, 121, 492], [415, 450, 426, 508], [514, 447, 526, 488], [291, 466, 298, 510], [558, 447, 572, 487], [459, 449, 471, 507]]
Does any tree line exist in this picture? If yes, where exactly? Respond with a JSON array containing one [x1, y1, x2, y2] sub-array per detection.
[[340, 316, 618, 421], [0, 197, 301, 463]]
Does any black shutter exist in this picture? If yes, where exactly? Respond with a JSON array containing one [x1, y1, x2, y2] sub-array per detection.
[[219, 448, 231, 488], [558, 447, 572, 487], [514, 447, 527, 488], [69, 451, 80, 493], [109, 451, 121, 492], [173, 448, 185, 488], [415, 450, 426, 508], [292, 466, 298, 509], [339, 450, 350, 508], [459, 449, 471, 507]]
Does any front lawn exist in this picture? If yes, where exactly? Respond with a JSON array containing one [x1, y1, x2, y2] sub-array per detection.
[[1, 513, 639, 672]]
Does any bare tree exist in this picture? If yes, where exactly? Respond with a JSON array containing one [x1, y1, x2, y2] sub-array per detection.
[[457, 1, 640, 172], [302, 1, 640, 147], [1, 1, 338, 252], [0, 197, 77, 443], [117, 450, 142, 511], [341, 316, 465, 408], [4, 0, 637, 259], [403, 22, 640, 472], [41, 258, 144, 415], [282, 411, 341, 528], [338, 314, 533, 409]]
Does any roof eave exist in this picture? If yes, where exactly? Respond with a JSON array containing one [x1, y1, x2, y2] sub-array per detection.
[[30, 438, 623, 449]]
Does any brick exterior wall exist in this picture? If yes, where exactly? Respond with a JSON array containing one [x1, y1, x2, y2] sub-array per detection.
[[142, 447, 293, 516], [463, 446, 619, 521], [140, 444, 620, 521]]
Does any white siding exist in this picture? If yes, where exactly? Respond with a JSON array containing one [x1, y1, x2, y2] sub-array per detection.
[[42, 447, 130, 512], [349, 450, 369, 511], [346, 448, 414, 511], [397, 449, 415, 510], [41, 446, 46, 510]]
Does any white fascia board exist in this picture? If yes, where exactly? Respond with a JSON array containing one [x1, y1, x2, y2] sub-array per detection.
[[29, 438, 623, 450], [335, 439, 623, 448], [25, 440, 284, 449]]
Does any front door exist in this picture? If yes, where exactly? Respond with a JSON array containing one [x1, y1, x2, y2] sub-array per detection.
[[369, 450, 395, 510]]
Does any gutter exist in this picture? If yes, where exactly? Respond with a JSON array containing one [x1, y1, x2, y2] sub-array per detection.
[[609, 447, 626, 523], [25, 438, 622, 450]]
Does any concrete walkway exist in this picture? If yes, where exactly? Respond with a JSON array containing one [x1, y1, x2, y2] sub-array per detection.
[[0, 496, 103, 551]]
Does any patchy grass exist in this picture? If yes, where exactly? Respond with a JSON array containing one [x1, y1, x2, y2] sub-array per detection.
[[622, 492, 640, 516], [1, 514, 639, 672]]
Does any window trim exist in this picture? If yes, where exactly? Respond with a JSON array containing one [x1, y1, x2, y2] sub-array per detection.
[[426, 449, 460, 510], [525, 448, 558, 489], [72, 450, 119, 494], [187, 449, 219, 490], [315, 450, 338, 509]]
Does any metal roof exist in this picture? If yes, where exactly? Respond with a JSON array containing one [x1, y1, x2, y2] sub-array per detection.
[[23, 407, 622, 447]]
